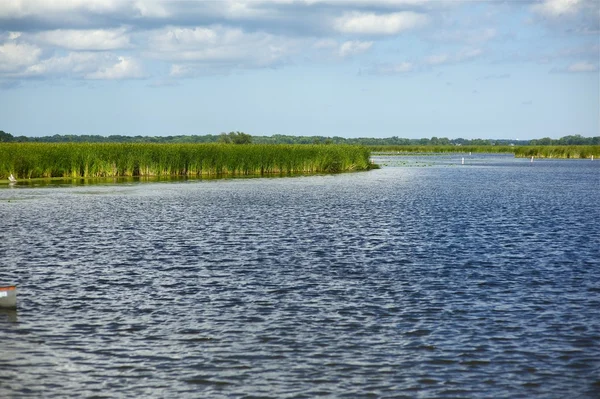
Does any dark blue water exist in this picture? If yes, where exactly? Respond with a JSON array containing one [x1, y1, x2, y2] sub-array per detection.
[[1, 154, 599, 398]]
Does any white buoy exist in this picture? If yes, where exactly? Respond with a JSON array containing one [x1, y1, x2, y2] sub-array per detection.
[[469, 152, 472, 156], [461, 157, 465, 165], [0, 286, 17, 309], [8, 174, 16, 182], [531, 156, 534, 163], [592, 155, 594, 161]]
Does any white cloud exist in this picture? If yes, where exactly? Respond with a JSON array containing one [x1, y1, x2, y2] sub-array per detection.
[[365, 61, 415, 75], [529, 0, 599, 35], [566, 61, 598, 72], [169, 64, 191, 77], [0, 0, 122, 17], [0, 0, 594, 83], [133, 0, 170, 18], [9, 51, 144, 80], [338, 40, 372, 57], [334, 11, 428, 35], [34, 28, 130, 51], [297, 0, 431, 4], [531, 0, 582, 17], [550, 60, 599, 73], [150, 27, 219, 52], [0, 42, 42, 72], [19, 52, 100, 77], [147, 26, 296, 68], [86, 56, 144, 79]]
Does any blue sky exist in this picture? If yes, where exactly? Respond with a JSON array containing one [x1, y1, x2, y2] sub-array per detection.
[[0, 0, 598, 139]]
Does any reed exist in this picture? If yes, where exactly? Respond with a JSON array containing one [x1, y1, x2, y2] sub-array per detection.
[[0, 143, 372, 179], [369, 145, 516, 154], [370, 145, 600, 158], [512, 145, 600, 159]]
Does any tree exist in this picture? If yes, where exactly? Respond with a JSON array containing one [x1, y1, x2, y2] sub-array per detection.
[[217, 132, 231, 143], [230, 131, 252, 144], [0, 130, 14, 142], [218, 131, 252, 144]]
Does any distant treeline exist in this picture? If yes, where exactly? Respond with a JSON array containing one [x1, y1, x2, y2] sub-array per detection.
[[1, 130, 598, 146]]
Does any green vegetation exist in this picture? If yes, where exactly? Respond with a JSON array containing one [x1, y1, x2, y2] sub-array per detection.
[[2, 129, 597, 147], [0, 143, 372, 180], [370, 145, 600, 159], [512, 145, 600, 159], [217, 131, 253, 144], [370, 145, 516, 154], [528, 136, 600, 146]]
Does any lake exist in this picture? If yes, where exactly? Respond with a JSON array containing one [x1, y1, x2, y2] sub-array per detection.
[[1, 154, 599, 398]]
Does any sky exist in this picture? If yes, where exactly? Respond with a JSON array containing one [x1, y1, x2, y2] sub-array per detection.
[[0, 0, 598, 139]]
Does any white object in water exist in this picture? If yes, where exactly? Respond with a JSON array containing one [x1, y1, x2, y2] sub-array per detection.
[[592, 155, 594, 161], [531, 156, 534, 163], [0, 286, 16, 308], [461, 157, 465, 165], [8, 174, 16, 182]]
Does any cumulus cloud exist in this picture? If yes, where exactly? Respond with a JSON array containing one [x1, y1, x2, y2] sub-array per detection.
[[86, 56, 144, 79], [363, 44, 485, 76], [147, 26, 297, 70], [334, 11, 428, 35], [169, 64, 192, 78], [338, 40, 373, 57], [0, 42, 42, 72], [565, 61, 598, 72], [530, 0, 599, 34], [33, 28, 131, 50], [0, 0, 162, 24], [0, 0, 595, 82], [0, 0, 121, 18], [6, 51, 145, 80], [17, 52, 101, 78], [551, 61, 599, 73], [531, 0, 583, 17]]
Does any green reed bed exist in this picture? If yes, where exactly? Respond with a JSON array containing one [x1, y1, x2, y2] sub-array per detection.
[[512, 145, 600, 159], [0, 143, 372, 179], [370, 145, 516, 154], [370, 145, 599, 159]]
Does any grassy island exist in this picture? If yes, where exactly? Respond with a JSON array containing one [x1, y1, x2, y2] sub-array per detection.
[[0, 143, 373, 180], [370, 145, 600, 159]]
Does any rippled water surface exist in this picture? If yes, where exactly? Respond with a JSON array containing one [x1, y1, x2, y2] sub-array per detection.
[[1, 154, 599, 398]]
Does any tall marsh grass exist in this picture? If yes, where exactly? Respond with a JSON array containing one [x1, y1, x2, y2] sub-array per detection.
[[512, 145, 600, 159], [369, 145, 516, 154], [370, 145, 600, 158], [0, 143, 372, 179]]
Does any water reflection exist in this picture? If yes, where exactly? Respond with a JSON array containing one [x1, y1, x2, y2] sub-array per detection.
[[0, 308, 18, 323], [1, 172, 339, 189]]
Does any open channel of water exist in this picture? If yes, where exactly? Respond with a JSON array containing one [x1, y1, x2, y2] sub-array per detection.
[[1, 154, 599, 398]]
